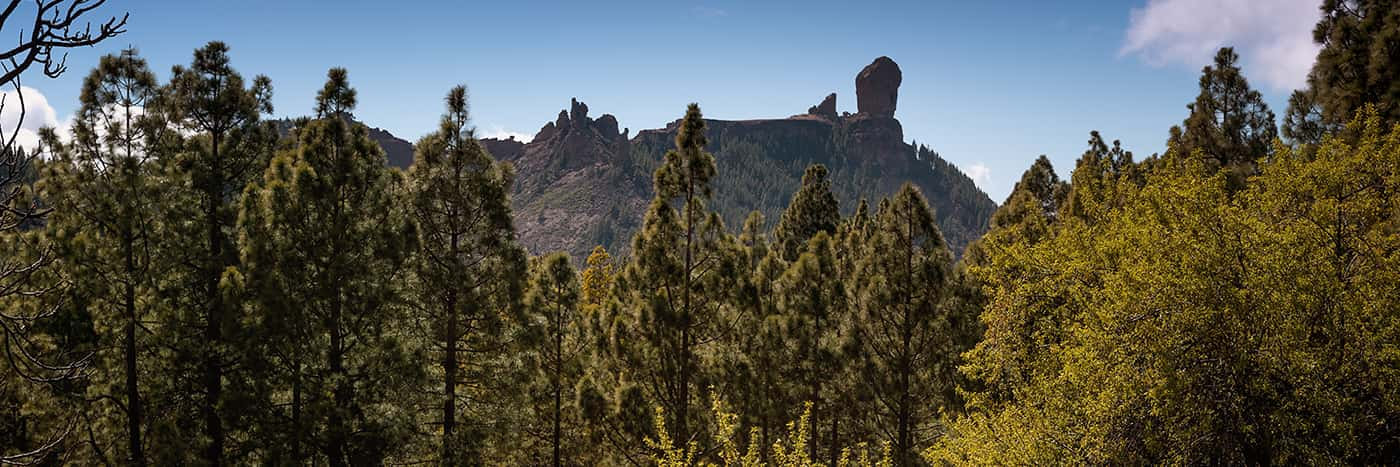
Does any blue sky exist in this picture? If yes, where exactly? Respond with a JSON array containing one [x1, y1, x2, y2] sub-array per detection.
[[13, 0, 1322, 202]]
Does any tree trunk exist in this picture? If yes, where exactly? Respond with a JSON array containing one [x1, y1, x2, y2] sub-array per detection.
[[896, 200, 915, 466], [124, 234, 144, 466], [443, 287, 458, 464], [553, 299, 563, 467], [328, 305, 347, 467], [203, 130, 225, 467], [677, 159, 696, 448]]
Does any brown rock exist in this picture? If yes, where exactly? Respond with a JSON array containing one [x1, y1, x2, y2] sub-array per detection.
[[595, 113, 620, 139], [807, 92, 837, 119], [856, 56, 901, 117], [570, 98, 589, 127], [534, 121, 558, 141], [555, 110, 570, 130]]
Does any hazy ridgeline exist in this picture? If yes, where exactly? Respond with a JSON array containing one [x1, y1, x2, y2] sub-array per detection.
[[3, 1, 1400, 466]]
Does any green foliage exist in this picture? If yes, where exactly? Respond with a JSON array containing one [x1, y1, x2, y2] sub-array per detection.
[[648, 398, 895, 467], [603, 103, 745, 454], [1286, 0, 1400, 141], [933, 109, 1400, 465], [404, 84, 527, 464], [238, 69, 421, 465], [519, 252, 586, 465], [773, 165, 840, 261], [849, 183, 959, 464], [35, 47, 164, 465], [1169, 47, 1278, 191]]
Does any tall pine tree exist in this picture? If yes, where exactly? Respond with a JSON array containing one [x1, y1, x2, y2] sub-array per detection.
[[238, 68, 420, 465], [38, 48, 163, 465], [1168, 47, 1277, 191], [159, 41, 273, 464], [405, 84, 526, 463], [851, 184, 956, 465], [614, 103, 739, 451], [521, 252, 585, 466]]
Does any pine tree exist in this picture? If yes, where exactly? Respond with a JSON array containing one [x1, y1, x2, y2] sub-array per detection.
[[521, 252, 585, 466], [720, 211, 787, 459], [1168, 47, 1278, 191], [1063, 131, 1138, 223], [773, 164, 840, 261], [238, 68, 420, 465], [1286, 0, 1400, 137], [614, 103, 740, 451], [774, 231, 849, 462], [37, 48, 162, 465], [850, 184, 955, 465], [159, 41, 273, 464], [405, 84, 527, 463]]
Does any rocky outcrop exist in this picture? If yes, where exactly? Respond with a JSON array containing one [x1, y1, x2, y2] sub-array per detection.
[[478, 99, 644, 256], [350, 57, 994, 260], [807, 93, 838, 119], [856, 56, 901, 117], [480, 137, 524, 161]]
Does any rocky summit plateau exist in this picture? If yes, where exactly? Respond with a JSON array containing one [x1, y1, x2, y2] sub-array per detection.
[[373, 57, 996, 259]]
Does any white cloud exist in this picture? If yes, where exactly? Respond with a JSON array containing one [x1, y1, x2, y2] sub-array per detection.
[[0, 86, 62, 151], [1121, 0, 1322, 92], [480, 125, 532, 143], [965, 162, 992, 189]]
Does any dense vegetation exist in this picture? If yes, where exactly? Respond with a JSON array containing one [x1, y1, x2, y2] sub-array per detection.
[[3, 1, 1399, 465]]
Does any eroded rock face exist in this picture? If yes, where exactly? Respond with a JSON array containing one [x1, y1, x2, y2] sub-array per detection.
[[570, 98, 589, 126], [856, 56, 901, 117], [808, 93, 837, 119]]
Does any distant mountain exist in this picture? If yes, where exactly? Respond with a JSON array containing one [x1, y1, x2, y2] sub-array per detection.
[[360, 57, 997, 260], [271, 117, 416, 169], [366, 125, 415, 168]]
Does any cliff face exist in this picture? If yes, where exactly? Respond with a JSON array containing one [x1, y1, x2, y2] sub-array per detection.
[[486, 99, 648, 256], [372, 56, 996, 260], [616, 57, 995, 258], [627, 109, 991, 258]]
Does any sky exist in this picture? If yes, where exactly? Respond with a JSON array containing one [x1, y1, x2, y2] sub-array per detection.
[[4, 0, 1323, 202]]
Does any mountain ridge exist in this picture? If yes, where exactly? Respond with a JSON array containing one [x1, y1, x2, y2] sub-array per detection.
[[370, 57, 997, 259]]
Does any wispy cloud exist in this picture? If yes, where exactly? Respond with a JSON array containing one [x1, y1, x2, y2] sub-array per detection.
[[1120, 0, 1322, 92], [965, 162, 992, 190], [480, 124, 532, 143], [692, 6, 727, 18]]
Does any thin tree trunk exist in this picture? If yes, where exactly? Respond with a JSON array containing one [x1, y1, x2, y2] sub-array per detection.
[[124, 234, 144, 466], [328, 301, 347, 467], [678, 161, 695, 448], [327, 132, 350, 467], [553, 298, 563, 467], [443, 287, 458, 464], [121, 93, 147, 467], [203, 131, 225, 467], [809, 315, 821, 460], [896, 199, 915, 466]]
